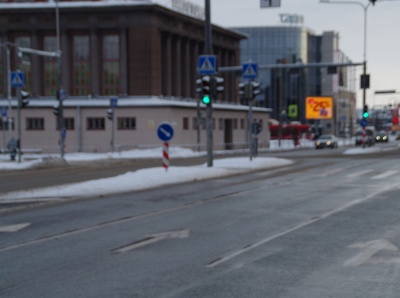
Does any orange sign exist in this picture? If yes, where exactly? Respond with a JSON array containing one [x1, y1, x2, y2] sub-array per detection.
[[305, 96, 333, 119]]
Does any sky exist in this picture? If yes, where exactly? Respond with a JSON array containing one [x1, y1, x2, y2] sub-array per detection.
[[0, 139, 393, 203], [155, 0, 400, 108]]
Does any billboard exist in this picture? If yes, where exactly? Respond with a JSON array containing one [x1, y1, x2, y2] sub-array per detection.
[[306, 96, 333, 120]]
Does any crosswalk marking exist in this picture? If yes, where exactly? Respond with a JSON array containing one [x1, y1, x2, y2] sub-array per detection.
[[371, 170, 399, 180]]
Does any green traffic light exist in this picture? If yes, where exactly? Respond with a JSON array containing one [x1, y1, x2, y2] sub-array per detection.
[[202, 95, 211, 105], [363, 112, 369, 118]]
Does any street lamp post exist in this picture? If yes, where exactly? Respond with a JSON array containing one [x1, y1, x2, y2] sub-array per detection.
[[55, 0, 64, 158], [319, 0, 371, 109], [0, 42, 16, 143]]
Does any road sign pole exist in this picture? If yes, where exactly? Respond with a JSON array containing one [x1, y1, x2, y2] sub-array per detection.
[[248, 88, 253, 161], [17, 87, 22, 163], [110, 106, 115, 153], [6, 47, 12, 142]]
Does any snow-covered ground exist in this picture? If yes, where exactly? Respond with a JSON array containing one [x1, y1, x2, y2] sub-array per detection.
[[0, 138, 398, 202]]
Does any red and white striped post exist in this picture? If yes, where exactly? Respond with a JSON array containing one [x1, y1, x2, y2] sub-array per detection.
[[162, 142, 169, 171], [361, 126, 366, 148]]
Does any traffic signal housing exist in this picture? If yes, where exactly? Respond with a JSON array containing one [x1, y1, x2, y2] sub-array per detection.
[[250, 81, 260, 99], [238, 82, 245, 100], [370, 0, 376, 5], [53, 105, 60, 116], [363, 105, 369, 119], [107, 109, 113, 120], [20, 90, 30, 108], [201, 75, 211, 105], [215, 76, 224, 95]]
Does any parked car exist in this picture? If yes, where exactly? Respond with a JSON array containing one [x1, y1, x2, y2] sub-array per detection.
[[315, 134, 338, 149], [395, 131, 400, 140], [375, 131, 389, 143]]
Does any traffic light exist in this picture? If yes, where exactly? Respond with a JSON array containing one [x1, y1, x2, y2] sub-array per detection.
[[201, 75, 211, 105], [215, 76, 224, 95], [244, 83, 252, 100], [363, 105, 369, 119], [20, 90, 30, 108], [250, 81, 260, 99], [53, 105, 60, 116], [239, 82, 245, 99], [196, 78, 202, 95], [370, 0, 376, 5], [107, 109, 113, 120]]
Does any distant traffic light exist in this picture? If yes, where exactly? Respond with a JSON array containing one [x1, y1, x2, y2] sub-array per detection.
[[363, 105, 369, 119], [370, 0, 376, 5], [20, 90, 30, 108], [238, 82, 245, 100], [250, 80, 260, 99], [53, 105, 60, 116], [215, 76, 224, 95], [107, 109, 113, 120]]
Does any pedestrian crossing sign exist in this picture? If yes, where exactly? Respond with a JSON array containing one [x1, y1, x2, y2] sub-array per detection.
[[198, 55, 216, 75], [10, 71, 25, 88], [242, 63, 258, 79]]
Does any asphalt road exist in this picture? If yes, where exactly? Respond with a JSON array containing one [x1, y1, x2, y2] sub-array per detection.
[[1, 145, 400, 297]]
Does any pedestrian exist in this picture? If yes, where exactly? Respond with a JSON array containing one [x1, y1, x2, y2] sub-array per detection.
[[7, 137, 17, 161]]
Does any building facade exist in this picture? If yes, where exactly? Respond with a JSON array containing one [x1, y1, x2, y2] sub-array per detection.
[[232, 26, 357, 137], [0, 1, 272, 153]]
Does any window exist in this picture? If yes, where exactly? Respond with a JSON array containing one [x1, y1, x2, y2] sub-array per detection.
[[87, 118, 105, 130], [73, 35, 90, 96], [57, 118, 75, 130], [183, 117, 189, 130], [241, 118, 245, 129], [102, 34, 120, 95], [117, 117, 136, 130], [43, 36, 58, 96], [26, 118, 44, 130], [233, 119, 238, 129]]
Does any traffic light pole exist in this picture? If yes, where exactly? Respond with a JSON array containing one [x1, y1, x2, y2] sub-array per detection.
[[204, 0, 213, 167]]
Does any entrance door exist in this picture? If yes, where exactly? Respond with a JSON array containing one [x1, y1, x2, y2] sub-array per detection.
[[224, 119, 233, 150]]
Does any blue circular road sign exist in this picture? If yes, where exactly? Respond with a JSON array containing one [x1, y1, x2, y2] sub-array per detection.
[[157, 123, 174, 142]]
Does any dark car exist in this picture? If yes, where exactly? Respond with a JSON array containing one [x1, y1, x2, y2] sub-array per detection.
[[375, 131, 389, 143], [315, 134, 338, 149]]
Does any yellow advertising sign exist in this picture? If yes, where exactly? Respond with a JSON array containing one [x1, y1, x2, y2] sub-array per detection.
[[305, 96, 333, 119]]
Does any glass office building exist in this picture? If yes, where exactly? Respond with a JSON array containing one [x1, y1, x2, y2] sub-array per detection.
[[232, 26, 357, 136]]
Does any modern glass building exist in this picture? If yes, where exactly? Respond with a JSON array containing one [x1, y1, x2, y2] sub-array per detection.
[[232, 26, 357, 136]]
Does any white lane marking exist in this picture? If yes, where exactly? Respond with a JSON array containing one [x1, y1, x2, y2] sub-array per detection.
[[344, 239, 398, 267], [0, 223, 31, 233], [113, 229, 189, 254], [206, 183, 395, 268], [346, 169, 374, 179], [317, 168, 345, 177], [371, 170, 399, 180]]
